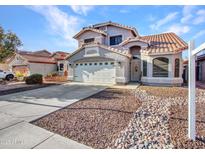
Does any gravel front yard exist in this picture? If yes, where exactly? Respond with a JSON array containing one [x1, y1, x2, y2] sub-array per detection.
[[33, 85, 205, 149], [112, 86, 205, 149], [33, 88, 141, 148]]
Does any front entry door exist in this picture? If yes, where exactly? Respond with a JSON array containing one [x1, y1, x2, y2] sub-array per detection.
[[131, 59, 141, 81]]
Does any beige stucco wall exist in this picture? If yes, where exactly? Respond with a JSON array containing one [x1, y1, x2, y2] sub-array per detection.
[[67, 45, 130, 84], [57, 60, 68, 76], [105, 26, 136, 46], [77, 31, 105, 47], [29, 63, 57, 76], [76, 25, 136, 47], [140, 53, 183, 85]]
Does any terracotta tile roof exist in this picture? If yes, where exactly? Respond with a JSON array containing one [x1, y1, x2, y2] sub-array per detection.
[[52, 51, 70, 60], [140, 32, 188, 55], [92, 21, 139, 36], [73, 27, 107, 39], [120, 37, 149, 46], [19, 53, 57, 64], [18, 50, 52, 57], [99, 44, 130, 57]]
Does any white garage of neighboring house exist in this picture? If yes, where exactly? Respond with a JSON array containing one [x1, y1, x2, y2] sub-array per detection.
[[67, 44, 131, 84], [6, 50, 57, 76]]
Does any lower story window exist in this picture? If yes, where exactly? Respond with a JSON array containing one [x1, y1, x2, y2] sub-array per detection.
[[153, 57, 169, 77], [143, 60, 147, 77], [174, 59, 180, 77]]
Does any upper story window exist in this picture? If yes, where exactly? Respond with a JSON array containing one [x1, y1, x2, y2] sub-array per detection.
[[84, 38, 94, 44], [110, 35, 122, 45]]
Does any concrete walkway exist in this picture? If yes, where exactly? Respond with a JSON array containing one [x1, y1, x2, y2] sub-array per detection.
[[0, 83, 107, 149]]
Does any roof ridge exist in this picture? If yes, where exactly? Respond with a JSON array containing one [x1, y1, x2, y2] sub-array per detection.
[[19, 53, 54, 58], [92, 21, 138, 36], [73, 27, 107, 38], [141, 32, 175, 38]]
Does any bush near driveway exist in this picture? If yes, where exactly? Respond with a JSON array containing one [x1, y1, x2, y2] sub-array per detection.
[[25, 74, 43, 84]]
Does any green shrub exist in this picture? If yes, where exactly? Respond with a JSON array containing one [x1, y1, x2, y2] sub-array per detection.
[[25, 74, 43, 84]]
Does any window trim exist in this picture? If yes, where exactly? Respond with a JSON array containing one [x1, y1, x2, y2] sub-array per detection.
[[109, 35, 123, 46], [84, 38, 95, 44]]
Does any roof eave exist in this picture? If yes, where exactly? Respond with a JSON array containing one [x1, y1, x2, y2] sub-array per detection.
[[73, 29, 107, 39]]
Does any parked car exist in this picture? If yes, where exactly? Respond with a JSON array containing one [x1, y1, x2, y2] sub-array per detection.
[[0, 69, 14, 81]]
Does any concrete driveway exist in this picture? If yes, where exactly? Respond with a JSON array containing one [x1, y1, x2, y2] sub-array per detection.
[[0, 82, 107, 149]]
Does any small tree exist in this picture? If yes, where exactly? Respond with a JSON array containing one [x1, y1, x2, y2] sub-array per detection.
[[0, 26, 22, 63]]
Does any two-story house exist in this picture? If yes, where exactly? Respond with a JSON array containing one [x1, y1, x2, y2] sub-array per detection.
[[65, 21, 188, 85]]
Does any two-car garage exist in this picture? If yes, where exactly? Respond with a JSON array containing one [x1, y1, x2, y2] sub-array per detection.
[[67, 44, 130, 85], [74, 61, 116, 84]]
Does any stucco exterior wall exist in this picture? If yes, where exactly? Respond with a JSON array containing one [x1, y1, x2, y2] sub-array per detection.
[[29, 63, 57, 76], [67, 46, 130, 84], [76, 26, 136, 47], [105, 26, 135, 46], [77, 31, 105, 47], [141, 53, 183, 86], [57, 60, 68, 76]]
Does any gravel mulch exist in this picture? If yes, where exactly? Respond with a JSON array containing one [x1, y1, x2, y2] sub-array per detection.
[[139, 86, 188, 98], [112, 87, 174, 149], [33, 88, 141, 149], [169, 89, 205, 148], [112, 86, 205, 149]]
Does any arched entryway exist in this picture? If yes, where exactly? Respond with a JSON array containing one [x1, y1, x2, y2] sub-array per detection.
[[129, 46, 141, 82]]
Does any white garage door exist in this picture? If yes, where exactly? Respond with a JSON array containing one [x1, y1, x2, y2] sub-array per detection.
[[74, 61, 115, 84]]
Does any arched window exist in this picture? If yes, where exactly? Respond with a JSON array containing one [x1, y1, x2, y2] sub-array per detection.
[[153, 57, 169, 77], [175, 59, 180, 77]]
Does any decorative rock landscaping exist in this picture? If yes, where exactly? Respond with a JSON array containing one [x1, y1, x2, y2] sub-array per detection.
[[33, 88, 141, 149], [111, 86, 205, 149], [33, 85, 205, 149], [110, 88, 174, 149]]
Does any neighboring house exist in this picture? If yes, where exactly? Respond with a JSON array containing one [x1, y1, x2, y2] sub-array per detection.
[[53, 51, 70, 75], [4, 50, 69, 76], [66, 21, 188, 85], [196, 54, 205, 82]]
